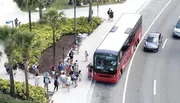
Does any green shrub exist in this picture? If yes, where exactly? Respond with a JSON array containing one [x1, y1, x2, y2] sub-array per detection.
[[0, 93, 32, 103], [17, 16, 102, 66], [0, 78, 46, 103]]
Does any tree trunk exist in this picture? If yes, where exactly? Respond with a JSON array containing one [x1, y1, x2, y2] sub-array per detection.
[[9, 67, 15, 97], [28, 5, 32, 32], [24, 55, 29, 99], [52, 27, 56, 66], [74, 0, 77, 44], [88, 0, 92, 22], [39, 3, 43, 23]]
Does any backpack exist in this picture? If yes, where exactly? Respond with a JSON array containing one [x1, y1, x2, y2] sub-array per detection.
[[54, 79, 58, 85]]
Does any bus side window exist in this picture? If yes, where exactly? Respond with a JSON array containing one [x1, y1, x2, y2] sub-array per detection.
[[122, 38, 130, 50]]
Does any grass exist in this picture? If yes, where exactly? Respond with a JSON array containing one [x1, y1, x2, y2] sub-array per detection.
[[50, 0, 126, 10], [50, 0, 73, 10], [17, 0, 126, 12]]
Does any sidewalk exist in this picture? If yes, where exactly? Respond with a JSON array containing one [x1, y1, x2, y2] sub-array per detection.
[[50, 0, 149, 103], [0, 0, 149, 103]]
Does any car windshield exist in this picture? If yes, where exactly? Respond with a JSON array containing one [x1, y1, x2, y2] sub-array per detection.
[[95, 53, 117, 72], [176, 22, 180, 28], [147, 36, 158, 43]]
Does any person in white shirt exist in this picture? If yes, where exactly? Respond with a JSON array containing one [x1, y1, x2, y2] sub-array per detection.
[[66, 74, 71, 92], [34, 74, 40, 86], [60, 72, 66, 88]]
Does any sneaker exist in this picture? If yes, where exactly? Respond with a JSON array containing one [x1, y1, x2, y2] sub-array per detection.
[[74, 85, 78, 88]]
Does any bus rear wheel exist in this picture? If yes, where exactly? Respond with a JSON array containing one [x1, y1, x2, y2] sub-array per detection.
[[134, 40, 139, 51]]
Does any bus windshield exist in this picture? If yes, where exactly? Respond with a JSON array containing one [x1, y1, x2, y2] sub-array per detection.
[[94, 53, 117, 73]]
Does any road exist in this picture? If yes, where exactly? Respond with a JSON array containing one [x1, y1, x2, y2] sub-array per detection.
[[91, 0, 180, 103], [125, 0, 180, 102]]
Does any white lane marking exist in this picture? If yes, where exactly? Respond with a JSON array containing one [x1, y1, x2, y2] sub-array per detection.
[[122, 0, 172, 103], [154, 80, 156, 95], [162, 38, 168, 49]]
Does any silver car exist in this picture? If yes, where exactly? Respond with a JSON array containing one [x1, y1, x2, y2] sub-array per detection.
[[173, 17, 180, 37], [144, 32, 163, 52]]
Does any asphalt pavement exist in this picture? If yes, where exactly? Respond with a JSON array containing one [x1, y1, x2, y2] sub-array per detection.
[[90, 0, 180, 103], [0, 0, 149, 103], [125, 0, 180, 103]]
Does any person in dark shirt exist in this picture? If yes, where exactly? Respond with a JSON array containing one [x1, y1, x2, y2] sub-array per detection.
[[69, 50, 74, 64]]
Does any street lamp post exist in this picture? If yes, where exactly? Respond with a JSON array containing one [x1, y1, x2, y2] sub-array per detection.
[[74, 0, 77, 44], [97, 0, 99, 17]]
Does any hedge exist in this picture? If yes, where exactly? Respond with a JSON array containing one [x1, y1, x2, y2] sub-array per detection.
[[17, 16, 102, 66], [0, 78, 46, 103], [0, 93, 32, 103]]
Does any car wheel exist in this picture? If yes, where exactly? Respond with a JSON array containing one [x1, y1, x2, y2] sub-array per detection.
[[143, 48, 146, 51], [156, 48, 159, 52]]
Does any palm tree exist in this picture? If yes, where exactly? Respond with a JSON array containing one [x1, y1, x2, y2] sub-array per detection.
[[88, 0, 92, 22], [37, 0, 47, 22], [14, 0, 37, 32], [14, 0, 46, 23], [43, 9, 65, 66], [0, 26, 17, 97], [13, 31, 38, 99]]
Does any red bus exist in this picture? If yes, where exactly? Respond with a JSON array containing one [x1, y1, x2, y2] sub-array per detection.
[[93, 13, 142, 83]]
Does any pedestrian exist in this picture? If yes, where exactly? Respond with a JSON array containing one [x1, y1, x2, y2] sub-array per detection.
[[60, 72, 66, 88], [71, 72, 78, 88], [66, 65, 71, 75], [35, 66, 39, 76], [69, 50, 74, 65], [43, 77, 51, 89], [19, 21, 21, 27], [75, 60, 79, 69], [109, 10, 114, 21], [58, 61, 63, 73], [66, 74, 71, 92], [78, 70, 82, 81], [77, 44, 80, 54], [107, 8, 111, 20], [50, 65, 56, 76], [32, 64, 37, 77], [87, 63, 93, 79], [73, 62, 78, 73], [12, 63, 17, 75], [14, 18, 18, 28], [85, 50, 89, 62], [53, 76, 59, 92], [34, 73, 40, 86], [4, 63, 9, 74]]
